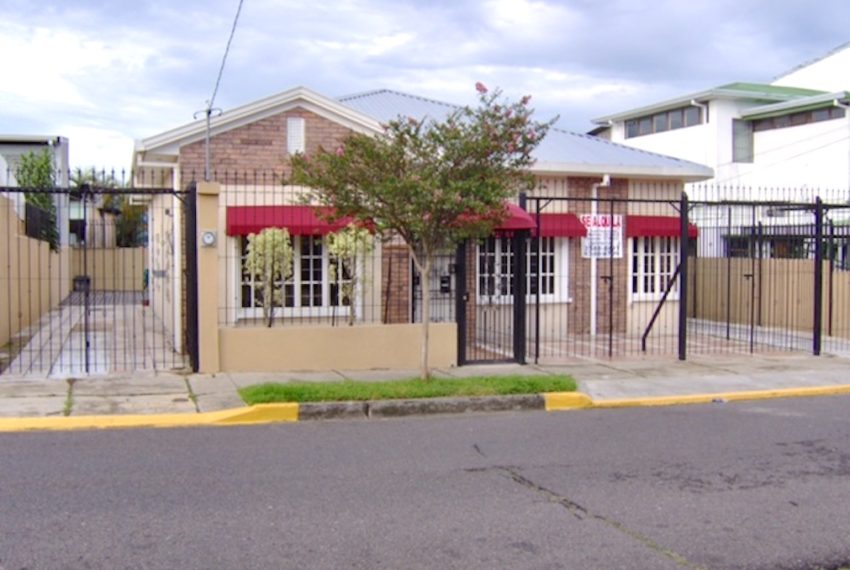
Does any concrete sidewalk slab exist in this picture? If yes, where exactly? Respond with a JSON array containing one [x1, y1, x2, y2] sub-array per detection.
[[225, 370, 348, 388], [71, 394, 197, 416], [71, 373, 189, 397], [0, 379, 69, 398], [0, 396, 66, 418]]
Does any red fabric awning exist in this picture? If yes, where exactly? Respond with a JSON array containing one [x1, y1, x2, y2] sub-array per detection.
[[495, 202, 536, 231], [226, 206, 350, 236], [534, 213, 587, 237], [626, 215, 698, 239]]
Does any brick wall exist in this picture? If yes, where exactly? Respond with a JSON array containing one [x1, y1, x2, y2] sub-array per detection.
[[179, 108, 353, 181], [381, 244, 411, 324]]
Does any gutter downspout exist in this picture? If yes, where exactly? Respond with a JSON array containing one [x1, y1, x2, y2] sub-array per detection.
[[835, 99, 850, 196], [590, 174, 612, 336]]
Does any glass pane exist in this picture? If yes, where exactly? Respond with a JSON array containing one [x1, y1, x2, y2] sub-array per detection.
[[684, 106, 701, 126], [653, 113, 668, 133], [669, 109, 683, 129]]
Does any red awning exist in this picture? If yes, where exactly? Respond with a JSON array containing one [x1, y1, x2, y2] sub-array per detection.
[[226, 206, 351, 236], [626, 215, 698, 239], [495, 203, 536, 231], [534, 213, 587, 237]]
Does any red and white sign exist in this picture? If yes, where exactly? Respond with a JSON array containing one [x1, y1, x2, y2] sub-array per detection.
[[580, 214, 623, 258]]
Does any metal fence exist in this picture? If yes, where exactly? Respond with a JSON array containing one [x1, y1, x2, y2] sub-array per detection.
[[208, 174, 850, 365], [0, 169, 189, 377]]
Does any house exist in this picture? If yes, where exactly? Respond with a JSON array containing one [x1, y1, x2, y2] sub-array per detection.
[[590, 44, 850, 262], [133, 87, 712, 371], [0, 135, 71, 247]]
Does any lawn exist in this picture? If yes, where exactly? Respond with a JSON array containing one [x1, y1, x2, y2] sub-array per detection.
[[239, 374, 576, 404]]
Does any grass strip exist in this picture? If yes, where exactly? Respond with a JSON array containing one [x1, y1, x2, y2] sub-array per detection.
[[239, 375, 576, 405]]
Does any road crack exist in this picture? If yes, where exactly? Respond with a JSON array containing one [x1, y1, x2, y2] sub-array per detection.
[[477, 465, 706, 570]]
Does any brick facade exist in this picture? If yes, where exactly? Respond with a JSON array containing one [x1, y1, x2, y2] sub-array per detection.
[[178, 108, 353, 181]]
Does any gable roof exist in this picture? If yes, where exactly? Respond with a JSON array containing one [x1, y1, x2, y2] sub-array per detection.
[[135, 86, 382, 158], [592, 82, 826, 125], [135, 86, 712, 181], [337, 89, 458, 123]]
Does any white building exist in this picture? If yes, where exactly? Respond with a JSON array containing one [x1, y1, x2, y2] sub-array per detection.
[[591, 44, 850, 197], [0, 135, 71, 248], [590, 44, 850, 259]]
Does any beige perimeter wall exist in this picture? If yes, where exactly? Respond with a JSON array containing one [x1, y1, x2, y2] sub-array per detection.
[[70, 247, 147, 292], [219, 322, 457, 372], [0, 196, 71, 349]]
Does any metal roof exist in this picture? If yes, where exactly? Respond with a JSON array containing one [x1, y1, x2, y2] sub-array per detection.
[[337, 89, 458, 124], [336, 89, 713, 181], [740, 91, 850, 120], [591, 82, 826, 125]]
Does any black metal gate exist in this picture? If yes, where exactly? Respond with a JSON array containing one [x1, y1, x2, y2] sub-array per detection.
[[455, 188, 850, 366], [456, 230, 528, 365], [0, 174, 193, 377]]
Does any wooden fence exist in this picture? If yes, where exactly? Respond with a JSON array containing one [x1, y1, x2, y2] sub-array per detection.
[[689, 258, 850, 339]]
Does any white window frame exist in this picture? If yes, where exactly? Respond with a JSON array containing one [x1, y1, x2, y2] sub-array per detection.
[[476, 236, 569, 304], [238, 235, 354, 319], [629, 236, 680, 302], [286, 117, 305, 155]]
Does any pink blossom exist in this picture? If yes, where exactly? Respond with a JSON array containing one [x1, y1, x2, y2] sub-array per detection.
[[475, 81, 488, 94], [335, 146, 345, 157]]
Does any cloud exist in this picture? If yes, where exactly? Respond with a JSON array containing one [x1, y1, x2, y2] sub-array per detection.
[[1, 0, 848, 169]]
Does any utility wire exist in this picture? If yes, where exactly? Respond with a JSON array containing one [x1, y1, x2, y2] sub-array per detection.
[[210, 0, 244, 111], [195, 0, 245, 181]]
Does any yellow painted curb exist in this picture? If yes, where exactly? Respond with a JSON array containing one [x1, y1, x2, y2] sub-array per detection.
[[544, 392, 593, 411], [0, 403, 299, 433], [590, 384, 850, 409]]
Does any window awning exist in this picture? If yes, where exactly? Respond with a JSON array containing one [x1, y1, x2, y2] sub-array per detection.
[[626, 215, 698, 238], [534, 213, 587, 237], [226, 206, 350, 236], [495, 203, 537, 231]]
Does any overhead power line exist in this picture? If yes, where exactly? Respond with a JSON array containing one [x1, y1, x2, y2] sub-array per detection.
[[195, 0, 245, 181]]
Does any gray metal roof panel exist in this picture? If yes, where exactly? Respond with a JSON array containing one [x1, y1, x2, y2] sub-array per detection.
[[337, 89, 458, 124], [337, 89, 712, 180]]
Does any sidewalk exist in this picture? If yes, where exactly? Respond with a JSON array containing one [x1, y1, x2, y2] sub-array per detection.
[[1, 352, 849, 426]]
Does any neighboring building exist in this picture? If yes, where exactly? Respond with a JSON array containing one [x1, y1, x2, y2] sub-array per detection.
[[590, 44, 850, 260], [134, 87, 712, 366], [591, 81, 849, 192], [0, 135, 71, 248]]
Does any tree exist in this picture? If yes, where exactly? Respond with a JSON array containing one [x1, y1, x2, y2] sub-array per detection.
[[243, 228, 294, 327], [327, 224, 374, 326], [16, 149, 59, 251], [289, 85, 554, 379], [72, 168, 146, 247]]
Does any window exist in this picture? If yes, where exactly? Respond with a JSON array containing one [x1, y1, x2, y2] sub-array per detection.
[[652, 113, 668, 133], [477, 236, 564, 303], [240, 235, 351, 316], [752, 106, 846, 132], [630, 237, 679, 300], [624, 105, 704, 139], [683, 106, 702, 127], [287, 117, 305, 155], [732, 119, 753, 163]]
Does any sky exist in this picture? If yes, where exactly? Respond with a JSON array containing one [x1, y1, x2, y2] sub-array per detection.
[[1, 0, 848, 171]]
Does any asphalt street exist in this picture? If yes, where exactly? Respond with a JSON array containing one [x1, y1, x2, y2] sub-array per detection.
[[1, 396, 850, 569]]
